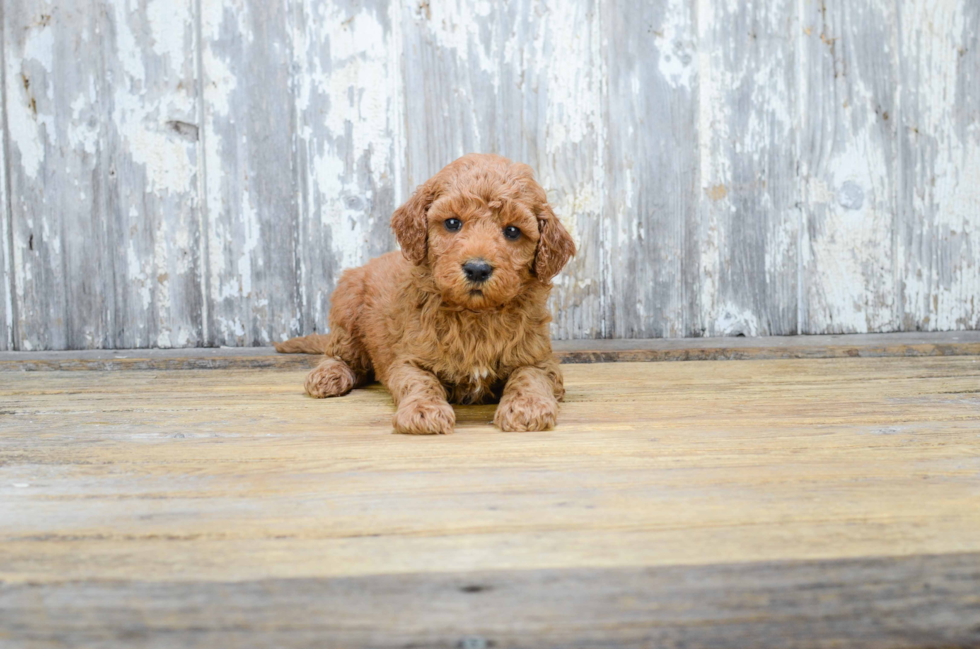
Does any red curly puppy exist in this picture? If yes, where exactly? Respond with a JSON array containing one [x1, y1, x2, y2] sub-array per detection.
[[275, 154, 576, 434]]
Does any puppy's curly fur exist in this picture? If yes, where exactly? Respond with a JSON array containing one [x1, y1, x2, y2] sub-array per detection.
[[276, 154, 576, 434]]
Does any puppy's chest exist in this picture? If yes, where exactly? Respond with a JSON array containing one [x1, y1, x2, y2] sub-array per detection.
[[431, 330, 513, 405], [445, 365, 503, 405]]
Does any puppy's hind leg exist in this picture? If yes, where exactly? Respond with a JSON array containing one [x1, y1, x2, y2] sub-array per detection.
[[305, 356, 359, 398], [278, 327, 371, 399]]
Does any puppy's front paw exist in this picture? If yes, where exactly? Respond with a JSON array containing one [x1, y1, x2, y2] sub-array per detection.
[[494, 393, 558, 432], [393, 399, 456, 435], [305, 359, 356, 398]]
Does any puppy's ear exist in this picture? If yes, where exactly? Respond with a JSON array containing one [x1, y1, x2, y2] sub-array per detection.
[[534, 204, 576, 281], [391, 180, 439, 265]]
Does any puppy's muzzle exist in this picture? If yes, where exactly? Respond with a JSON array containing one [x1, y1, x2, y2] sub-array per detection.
[[462, 259, 493, 284]]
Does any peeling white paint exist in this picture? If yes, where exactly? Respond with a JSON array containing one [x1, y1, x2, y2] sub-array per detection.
[[145, 0, 189, 71], [698, 0, 802, 336], [236, 197, 259, 298], [656, 0, 695, 89], [0, 95, 11, 349], [5, 0, 979, 349], [297, 3, 394, 274], [7, 22, 56, 181], [66, 92, 98, 155], [714, 305, 762, 337], [897, 0, 979, 331], [537, 0, 600, 156], [416, 0, 497, 80], [127, 240, 153, 311]]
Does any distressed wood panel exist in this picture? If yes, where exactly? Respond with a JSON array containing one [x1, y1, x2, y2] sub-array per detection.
[[103, 0, 204, 349], [4, 331, 980, 371], [3, 0, 202, 351], [4, 0, 110, 350], [3, 357, 980, 580], [603, 0, 700, 338], [518, 0, 604, 340], [697, 0, 800, 336], [4, 555, 980, 648], [2, 0, 980, 349], [0, 31, 10, 351], [1, 357, 980, 645], [799, 0, 901, 334], [291, 0, 398, 336], [399, 0, 605, 339], [200, 0, 301, 346], [896, 0, 980, 331]]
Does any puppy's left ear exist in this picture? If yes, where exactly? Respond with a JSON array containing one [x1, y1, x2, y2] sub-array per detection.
[[391, 179, 440, 265], [533, 204, 576, 282]]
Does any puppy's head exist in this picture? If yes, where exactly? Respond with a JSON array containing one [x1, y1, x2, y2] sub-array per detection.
[[391, 154, 575, 309]]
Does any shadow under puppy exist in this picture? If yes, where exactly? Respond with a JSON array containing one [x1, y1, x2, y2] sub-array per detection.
[[276, 154, 576, 434]]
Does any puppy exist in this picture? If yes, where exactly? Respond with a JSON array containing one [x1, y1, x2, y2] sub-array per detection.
[[275, 154, 576, 434]]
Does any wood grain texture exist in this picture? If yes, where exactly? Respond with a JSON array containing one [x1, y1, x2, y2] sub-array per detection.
[[3, 0, 980, 349], [603, 0, 700, 338], [4, 331, 980, 371], [291, 0, 397, 336], [896, 0, 980, 332], [4, 0, 110, 350], [0, 24, 10, 352], [200, 0, 302, 346], [1, 357, 979, 644], [3, 0, 204, 351], [103, 0, 204, 349], [697, 0, 799, 336], [799, 0, 901, 334], [2, 554, 979, 648]]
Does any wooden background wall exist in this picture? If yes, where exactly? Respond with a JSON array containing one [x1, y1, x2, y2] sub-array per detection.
[[1, 0, 978, 350]]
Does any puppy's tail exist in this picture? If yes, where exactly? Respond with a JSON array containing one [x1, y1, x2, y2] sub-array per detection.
[[274, 333, 332, 355]]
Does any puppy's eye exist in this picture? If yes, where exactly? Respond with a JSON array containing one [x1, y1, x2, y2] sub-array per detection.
[[503, 225, 522, 240], [444, 218, 462, 232]]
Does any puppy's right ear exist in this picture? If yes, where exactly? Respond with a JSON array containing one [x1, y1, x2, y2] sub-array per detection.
[[391, 180, 439, 265]]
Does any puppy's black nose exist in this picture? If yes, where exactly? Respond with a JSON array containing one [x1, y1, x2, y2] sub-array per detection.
[[462, 259, 493, 284]]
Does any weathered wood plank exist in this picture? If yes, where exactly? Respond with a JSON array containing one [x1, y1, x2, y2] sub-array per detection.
[[102, 0, 204, 349], [0, 25, 11, 352], [3, 331, 980, 371], [697, 0, 800, 336], [2, 553, 979, 648], [896, 0, 980, 332], [799, 0, 901, 334], [4, 0, 110, 350], [290, 0, 397, 336], [3, 0, 980, 351], [507, 0, 604, 340], [398, 0, 605, 339], [3, 0, 203, 351], [2, 358, 980, 579], [200, 0, 301, 346], [1, 352, 979, 649], [603, 0, 700, 338]]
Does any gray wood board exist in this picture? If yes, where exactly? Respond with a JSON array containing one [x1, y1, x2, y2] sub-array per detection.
[[799, 0, 900, 334], [200, 0, 302, 346], [3, 0, 204, 351], [698, 0, 800, 336], [2, 331, 979, 371], [5, 0, 111, 351], [1, 553, 978, 648], [1, 19, 10, 352], [896, 0, 980, 332], [603, 0, 700, 338], [2, 0, 980, 350], [292, 0, 398, 337]]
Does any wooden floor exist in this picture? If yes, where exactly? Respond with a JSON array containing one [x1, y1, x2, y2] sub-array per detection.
[[2, 354, 980, 647]]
